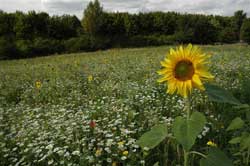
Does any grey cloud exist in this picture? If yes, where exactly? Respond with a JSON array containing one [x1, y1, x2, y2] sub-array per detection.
[[0, 0, 42, 12], [42, 0, 87, 17], [101, 0, 145, 13], [144, 0, 249, 16], [0, 0, 249, 18]]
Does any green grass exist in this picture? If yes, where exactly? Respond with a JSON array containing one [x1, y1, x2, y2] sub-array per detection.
[[1, 44, 250, 166]]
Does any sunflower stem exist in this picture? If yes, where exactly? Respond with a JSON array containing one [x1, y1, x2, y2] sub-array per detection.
[[185, 97, 191, 120], [184, 150, 189, 166], [246, 148, 250, 165], [184, 97, 191, 166], [189, 151, 207, 158]]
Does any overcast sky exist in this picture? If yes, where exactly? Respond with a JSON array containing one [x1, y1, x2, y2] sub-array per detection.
[[0, 0, 249, 18]]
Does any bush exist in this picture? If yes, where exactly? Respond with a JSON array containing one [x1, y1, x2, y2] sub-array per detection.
[[89, 35, 110, 50], [64, 36, 91, 53], [240, 19, 250, 43], [15, 40, 33, 58], [126, 35, 152, 47], [0, 37, 17, 60], [124, 35, 167, 47], [218, 27, 237, 43], [125, 34, 190, 48], [32, 38, 64, 56], [173, 31, 194, 44]]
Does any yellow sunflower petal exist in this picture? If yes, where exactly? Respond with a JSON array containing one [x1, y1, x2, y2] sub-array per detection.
[[170, 48, 176, 56], [157, 76, 169, 83], [196, 69, 214, 80], [192, 74, 205, 90], [186, 80, 192, 96], [182, 82, 188, 98], [157, 68, 169, 75], [160, 60, 168, 67], [179, 46, 185, 58], [167, 79, 177, 94], [177, 81, 184, 96], [186, 43, 193, 51]]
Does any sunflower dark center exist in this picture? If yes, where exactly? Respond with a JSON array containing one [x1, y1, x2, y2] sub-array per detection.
[[174, 60, 194, 81]]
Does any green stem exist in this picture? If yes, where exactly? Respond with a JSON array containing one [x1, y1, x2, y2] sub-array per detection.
[[184, 97, 191, 166], [177, 144, 181, 164], [189, 151, 207, 158], [247, 148, 250, 165], [185, 97, 191, 119], [164, 139, 169, 165], [184, 150, 189, 166]]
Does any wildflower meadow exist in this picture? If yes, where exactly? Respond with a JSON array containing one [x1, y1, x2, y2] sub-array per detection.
[[1, 44, 250, 166]]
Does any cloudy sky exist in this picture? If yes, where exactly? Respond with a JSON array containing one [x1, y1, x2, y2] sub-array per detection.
[[0, 0, 249, 18]]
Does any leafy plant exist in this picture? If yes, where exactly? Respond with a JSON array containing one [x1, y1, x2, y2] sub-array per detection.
[[228, 114, 250, 165]]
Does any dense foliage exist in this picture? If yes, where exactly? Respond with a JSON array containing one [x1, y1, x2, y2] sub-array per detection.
[[241, 19, 250, 43], [0, 1, 249, 60]]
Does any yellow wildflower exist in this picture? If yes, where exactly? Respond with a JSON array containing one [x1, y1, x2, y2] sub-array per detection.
[[117, 141, 125, 146], [95, 149, 102, 156], [207, 140, 217, 147], [35, 80, 42, 89], [123, 150, 129, 156], [88, 75, 93, 82]]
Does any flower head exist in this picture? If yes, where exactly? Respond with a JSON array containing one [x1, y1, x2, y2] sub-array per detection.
[[122, 150, 128, 156], [88, 75, 93, 83], [89, 120, 96, 129], [207, 140, 217, 147], [117, 141, 125, 146], [158, 44, 214, 98], [112, 162, 117, 166], [95, 149, 102, 156], [35, 80, 42, 89]]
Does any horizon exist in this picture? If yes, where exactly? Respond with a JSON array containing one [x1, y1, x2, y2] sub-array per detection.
[[0, 0, 249, 19]]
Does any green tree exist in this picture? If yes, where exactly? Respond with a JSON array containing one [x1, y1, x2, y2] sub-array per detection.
[[0, 12, 15, 37], [193, 16, 217, 44], [219, 26, 237, 43], [81, 0, 104, 36], [14, 11, 34, 40], [124, 13, 139, 36], [33, 12, 50, 38], [241, 19, 250, 43], [233, 10, 247, 40]]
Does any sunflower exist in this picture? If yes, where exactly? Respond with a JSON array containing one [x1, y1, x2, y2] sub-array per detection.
[[157, 44, 214, 98]]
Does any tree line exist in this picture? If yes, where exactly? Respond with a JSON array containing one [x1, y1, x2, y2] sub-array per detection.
[[0, 0, 250, 60]]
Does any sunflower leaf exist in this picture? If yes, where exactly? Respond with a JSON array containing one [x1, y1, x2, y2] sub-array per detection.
[[200, 148, 233, 166], [240, 133, 250, 151], [172, 112, 206, 151], [226, 117, 244, 131], [229, 137, 242, 144], [136, 123, 168, 149], [204, 83, 241, 105]]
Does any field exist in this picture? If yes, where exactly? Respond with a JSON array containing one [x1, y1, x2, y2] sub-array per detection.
[[1, 44, 250, 166]]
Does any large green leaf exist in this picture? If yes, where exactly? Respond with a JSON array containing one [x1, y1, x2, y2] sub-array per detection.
[[229, 137, 242, 144], [226, 117, 244, 131], [204, 83, 241, 105], [172, 112, 206, 151], [241, 136, 250, 151], [240, 132, 250, 151], [200, 148, 233, 166], [153, 162, 159, 166], [136, 124, 168, 149]]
